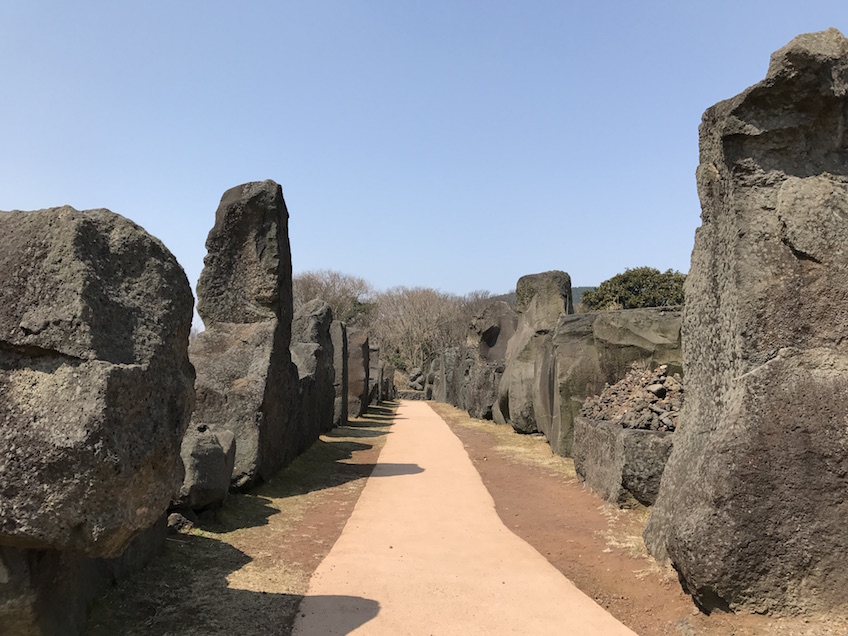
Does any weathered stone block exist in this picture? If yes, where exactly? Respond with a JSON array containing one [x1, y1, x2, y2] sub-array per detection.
[[573, 416, 673, 508], [644, 29, 848, 614], [0, 207, 194, 558]]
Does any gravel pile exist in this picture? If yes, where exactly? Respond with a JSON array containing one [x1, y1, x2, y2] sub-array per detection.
[[581, 364, 683, 432]]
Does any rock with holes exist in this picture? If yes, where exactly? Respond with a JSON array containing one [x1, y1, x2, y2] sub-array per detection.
[[347, 329, 370, 417], [644, 29, 848, 615], [0, 206, 194, 558], [291, 299, 335, 440], [190, 181, 300, 489], [174, 424, 236, 511], [330, 320, 349, 428]]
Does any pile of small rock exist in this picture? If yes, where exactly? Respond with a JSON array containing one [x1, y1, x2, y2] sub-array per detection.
[[581, 364, 683, 432]]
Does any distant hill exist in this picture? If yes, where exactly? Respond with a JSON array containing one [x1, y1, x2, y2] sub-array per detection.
[[572, 286, 595, 305]]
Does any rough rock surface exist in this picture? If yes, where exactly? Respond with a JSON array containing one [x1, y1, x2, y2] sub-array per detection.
[[573, 416, 673, 508], [190, 181, 300, 489], [330, 320, 349, 428], [548, 308, 682, 456], [0, 517, 167, 636], [581, 365, 683, 432], [291, 299, 335, 438], [494, 271, 573, 433], [0, 207, 195, 558], [644, 29, 848, 615], [196, 181, 289, 325], [347, 329, 370, 417], [459, 301, 518, 420], [174, 424, 236, 511]]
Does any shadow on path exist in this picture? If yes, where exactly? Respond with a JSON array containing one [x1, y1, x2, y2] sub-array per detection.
[[294, 595, 380, 635], [86, 534, 378, 636]]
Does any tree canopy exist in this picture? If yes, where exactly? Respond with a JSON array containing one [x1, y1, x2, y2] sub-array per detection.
[[580, 267, 685, 311]]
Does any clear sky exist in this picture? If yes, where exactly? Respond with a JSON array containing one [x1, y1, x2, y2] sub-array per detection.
[[2, 1, 846, 324]]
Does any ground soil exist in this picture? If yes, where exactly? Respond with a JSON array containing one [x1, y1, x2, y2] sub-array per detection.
[[84, 400, 848, 636]]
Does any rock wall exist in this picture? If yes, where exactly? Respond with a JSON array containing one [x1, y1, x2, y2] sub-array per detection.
[[291, 299, 336, 441], [494, 271, 573, 433], [644, 29, 848, 615], [549, 308, 682, 456], [190, 181, 300, 489], [330, 320, 349, 427], [346, 329, 370, 417]]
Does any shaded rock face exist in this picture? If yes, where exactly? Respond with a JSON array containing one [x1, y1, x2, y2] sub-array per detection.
[[549, 309, 682, 456], [0, 207, 195, 558], [330, 320, 348, 428], [174, 424, 236, 512], [291, 299, 335, 439], [495, 271, 573, 433], [644, 29, 848, 615], [573, 417, 673, 508], [346, 330, 370, 417], [190, 181, 300, 489], [0, 518, 167, 636], [460, 301, 518, 420]]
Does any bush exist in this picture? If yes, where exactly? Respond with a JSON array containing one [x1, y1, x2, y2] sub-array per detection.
[[581, 267, 685, 311]]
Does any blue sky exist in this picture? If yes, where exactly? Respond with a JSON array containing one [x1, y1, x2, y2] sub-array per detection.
[[2, 1, 846, 323]]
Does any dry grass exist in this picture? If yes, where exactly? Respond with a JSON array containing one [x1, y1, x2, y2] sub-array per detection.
[[84, 404, 396, 636], [428, 402, 577, 481]]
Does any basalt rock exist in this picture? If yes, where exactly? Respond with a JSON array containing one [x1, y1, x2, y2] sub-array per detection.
[[291, 299, 335, 438], [644, 29, 848, 615], [494, 271, 573, 432], [174, 424, 236, 512], [0, 207, 195, 558], [190, 181, 300, 489], [347, 330, 370, 417], [330, 320, 349, 428], [548, 309, 682, 455]]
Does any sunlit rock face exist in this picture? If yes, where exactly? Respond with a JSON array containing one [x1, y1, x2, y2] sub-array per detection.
[[644, 29, 848, 615]]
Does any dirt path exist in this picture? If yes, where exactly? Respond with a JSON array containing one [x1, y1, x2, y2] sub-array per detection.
[[84, 400, 848, 635], [293, 400, 636, 635]]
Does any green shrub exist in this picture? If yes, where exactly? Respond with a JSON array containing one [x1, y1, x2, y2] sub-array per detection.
[[581, 267, 685, 310]]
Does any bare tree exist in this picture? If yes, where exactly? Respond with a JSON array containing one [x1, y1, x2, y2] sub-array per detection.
[[369, 287, 491, 371], [292, 269, 375, 324]]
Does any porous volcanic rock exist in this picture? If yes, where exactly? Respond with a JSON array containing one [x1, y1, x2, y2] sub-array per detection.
[[347, 330, 370, 417], [494, 271, 573, 432], [547, 308, 682, 456], [644, 29, 848, 615], [291, 299, 335, 438], [459, 301, 518, 420], [174, 424, 236, 512], [581, 364, 683, 432], [330, 320, 349, 427], [190, 181, 300, 489], [0, 207, 194, 558]]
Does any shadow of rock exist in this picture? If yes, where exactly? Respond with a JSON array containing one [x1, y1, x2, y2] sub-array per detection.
[[84, 534, 286, 635], [294, 595, 380, 635]]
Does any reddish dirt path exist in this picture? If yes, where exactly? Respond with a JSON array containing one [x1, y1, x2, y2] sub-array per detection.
[[431, 402, 848, 636], [293, 400, 636, 635]]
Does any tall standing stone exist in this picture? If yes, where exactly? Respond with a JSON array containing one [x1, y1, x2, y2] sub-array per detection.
[[330, 320, 349, 427], [494, 271, 573, 432], [291, 299, 335, 442], [190, 181, 300, 489], [347, 329, 370, 417], [644, 29, 848, 615]]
